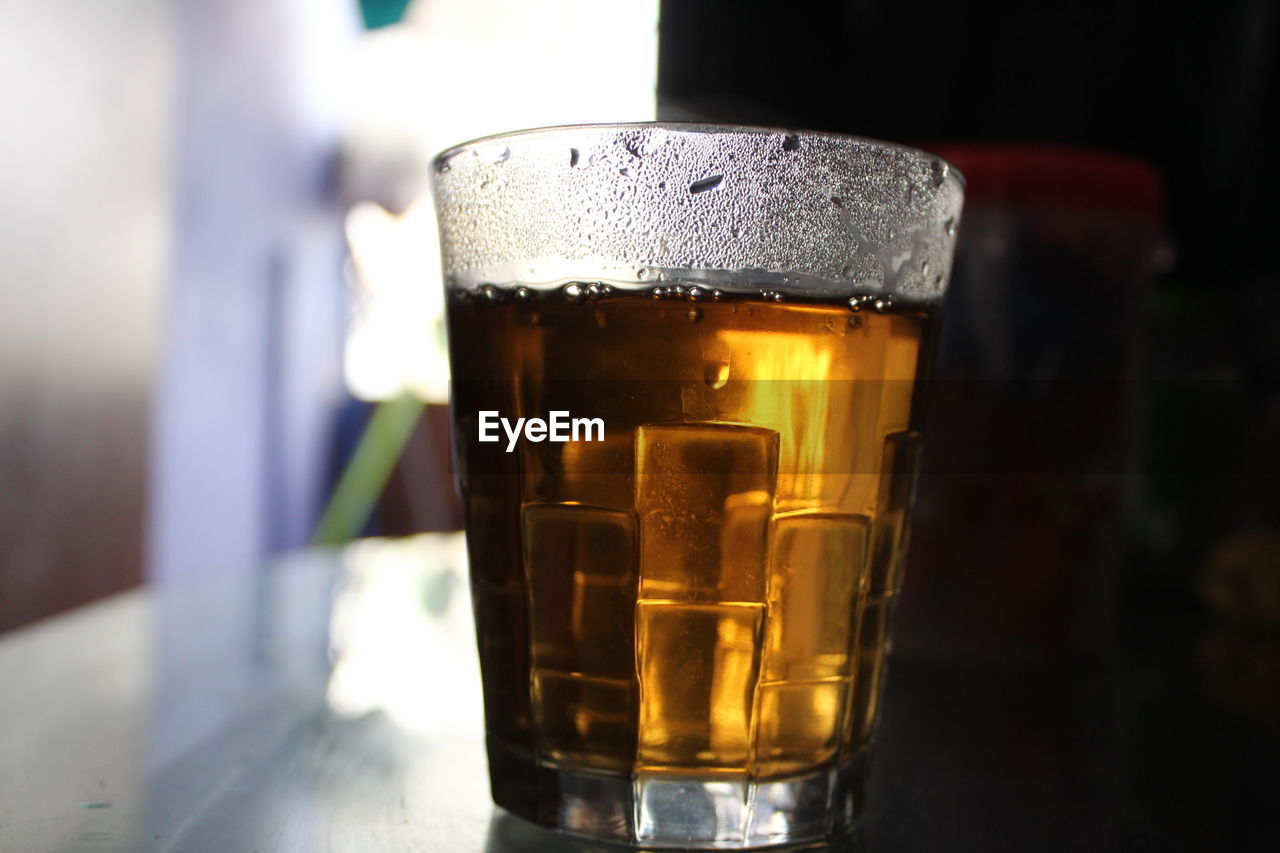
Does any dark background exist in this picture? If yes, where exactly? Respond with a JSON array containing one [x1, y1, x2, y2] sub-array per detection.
[[660, 0, 1277, 299], [660, 1, 1280, 849]]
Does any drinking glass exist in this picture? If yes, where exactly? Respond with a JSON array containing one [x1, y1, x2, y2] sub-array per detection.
[[433, 123, 962, 847]]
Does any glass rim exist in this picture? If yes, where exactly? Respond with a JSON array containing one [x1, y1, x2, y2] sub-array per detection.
[[433, 121, 966, 188], [431, 121, 965, 302]]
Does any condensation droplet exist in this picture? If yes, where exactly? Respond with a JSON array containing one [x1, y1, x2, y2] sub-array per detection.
[[931, 159, 948, 187], [704, 361, 730, 389], [689, 174, 724, 194], [562, 283, 586, 304]]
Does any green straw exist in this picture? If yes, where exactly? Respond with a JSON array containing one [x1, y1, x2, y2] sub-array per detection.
[[312, 393, 425, 546]]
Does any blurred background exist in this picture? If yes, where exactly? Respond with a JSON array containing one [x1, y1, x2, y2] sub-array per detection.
[[0, 0, 1276, 849]]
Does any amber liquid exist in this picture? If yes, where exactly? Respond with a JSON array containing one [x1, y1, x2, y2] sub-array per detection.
[[448, 285, 931, 784]]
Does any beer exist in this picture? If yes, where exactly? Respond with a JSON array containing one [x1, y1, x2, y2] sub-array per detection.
[[448, 282, 932, 806]]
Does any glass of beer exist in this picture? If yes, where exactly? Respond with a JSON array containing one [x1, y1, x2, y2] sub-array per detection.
[[433, 124, 962, 847]]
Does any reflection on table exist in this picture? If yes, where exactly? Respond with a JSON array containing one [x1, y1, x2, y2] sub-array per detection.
[[0, 534, 1275, 852]]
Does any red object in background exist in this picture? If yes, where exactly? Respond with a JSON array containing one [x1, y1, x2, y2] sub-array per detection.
[[930, 144, 1164, 222], [898, 144, 1166, 661]]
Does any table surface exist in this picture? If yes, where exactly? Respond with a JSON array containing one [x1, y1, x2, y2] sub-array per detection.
[[1, 535, 1276, 853]]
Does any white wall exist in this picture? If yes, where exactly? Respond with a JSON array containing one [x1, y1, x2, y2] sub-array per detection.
[[0, 0, 173, 627]]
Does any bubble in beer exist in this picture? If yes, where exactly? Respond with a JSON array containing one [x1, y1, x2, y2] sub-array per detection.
[[563, 283, 587, 304], [848, 297, 863, 313], [687, 286, 705, 302], [711, 290, 725, 301], [650, 287, 663, 300], [704, 361, 730, 389], [515, 287, 532, 302], [478, 284, 501, 303]]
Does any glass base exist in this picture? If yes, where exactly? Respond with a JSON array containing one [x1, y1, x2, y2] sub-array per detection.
[[487, 738, 868, 848]]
